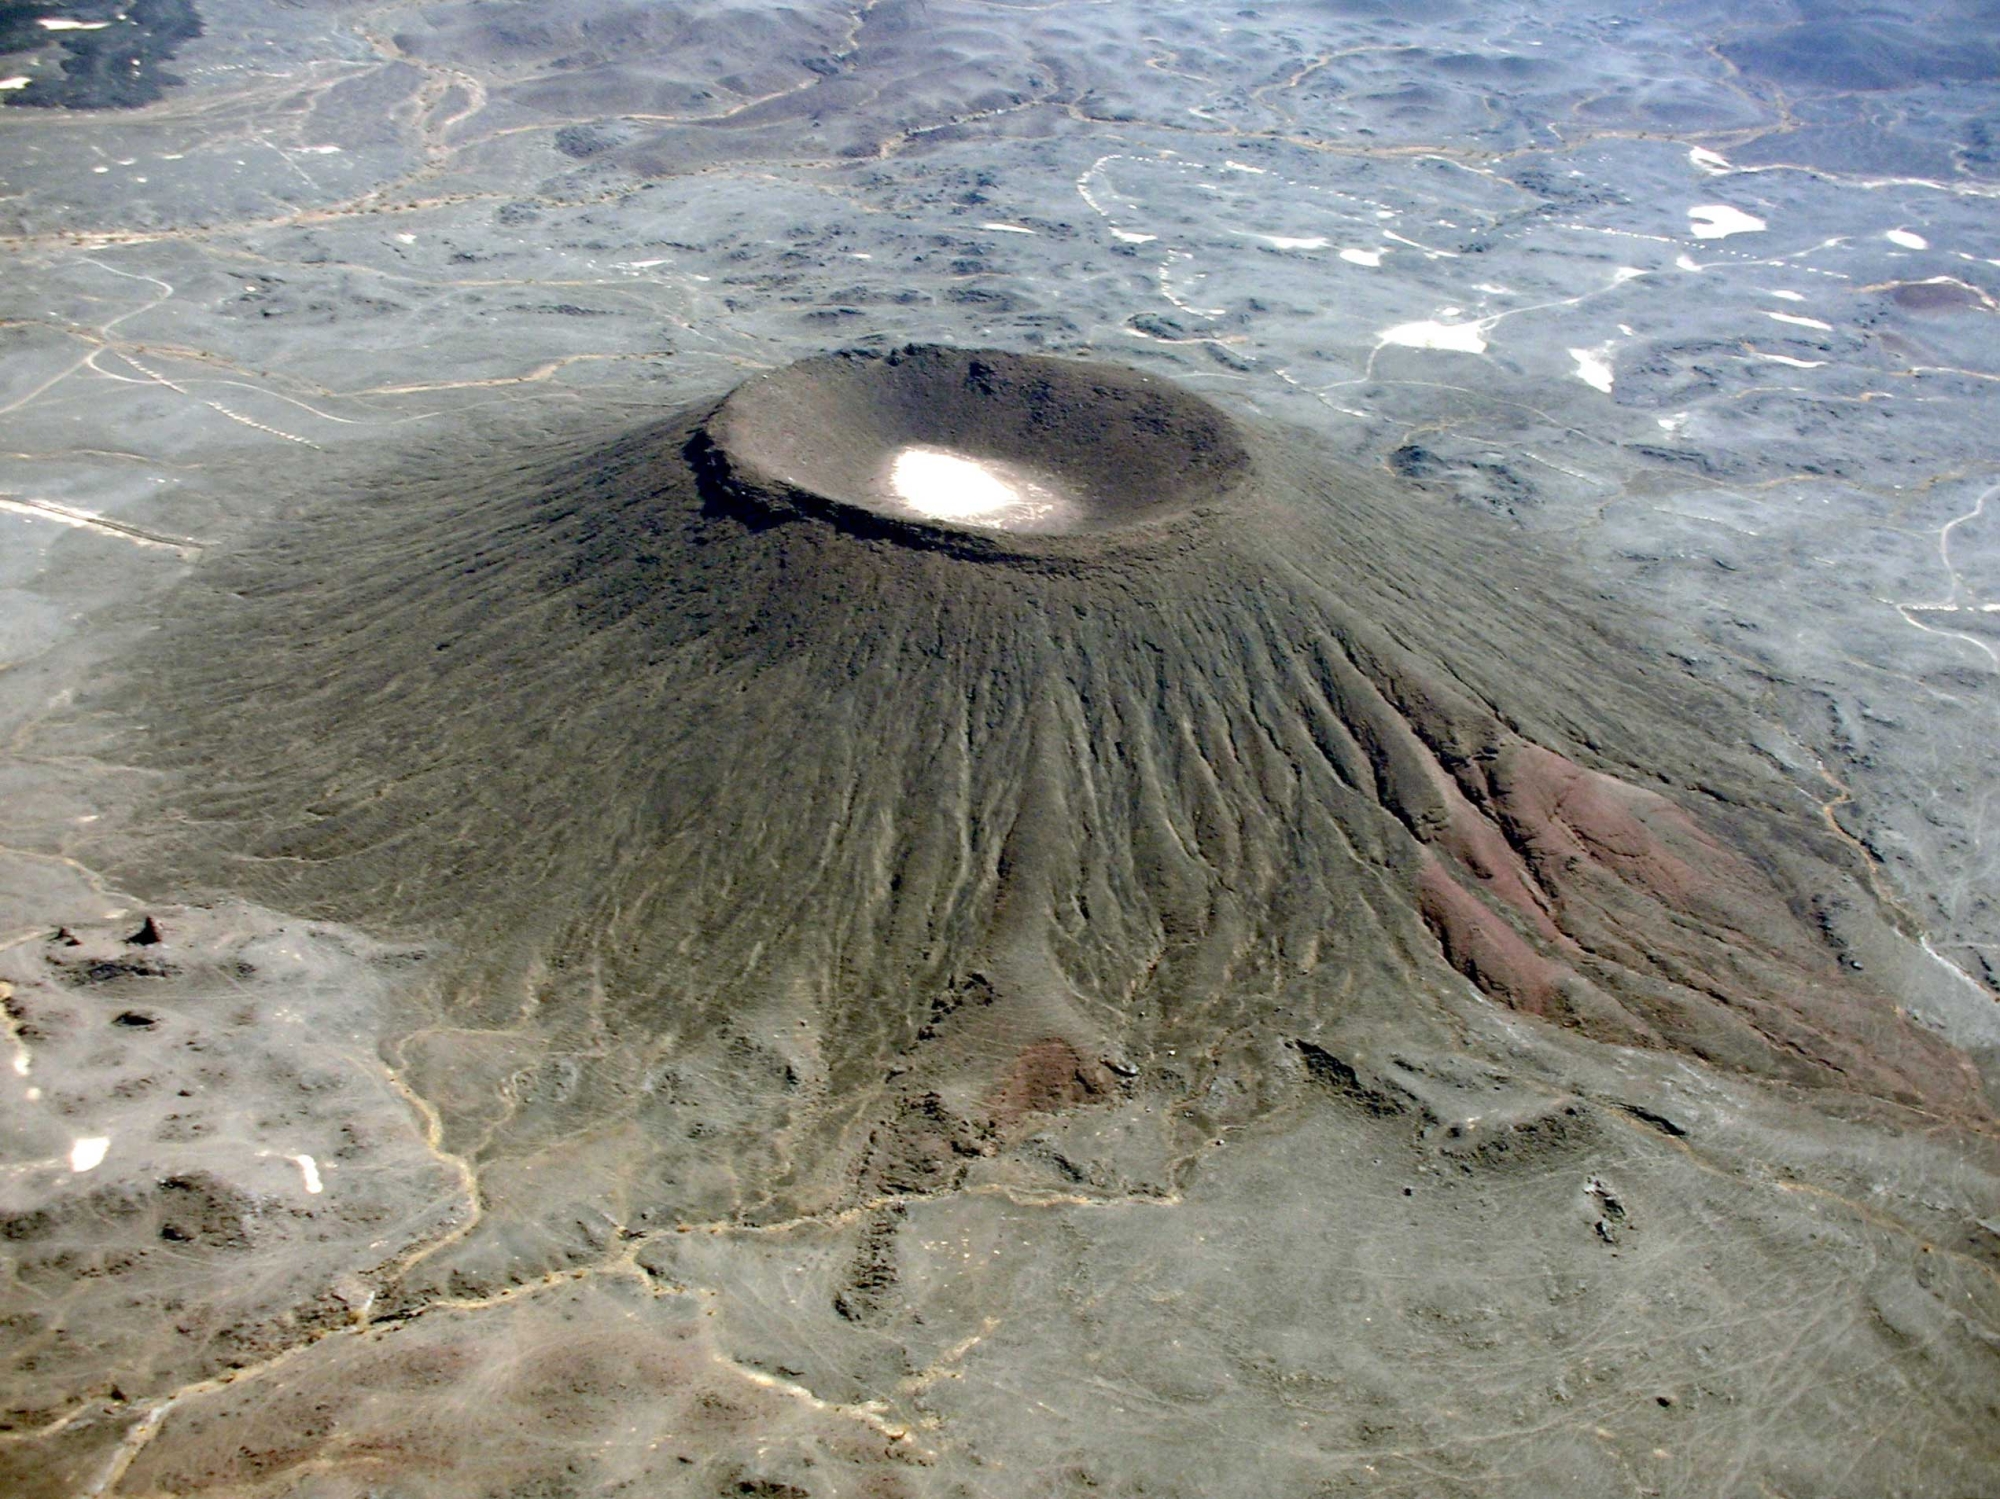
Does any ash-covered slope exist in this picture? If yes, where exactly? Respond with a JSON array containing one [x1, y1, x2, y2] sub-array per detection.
[[105, 346, 1988, 1271]]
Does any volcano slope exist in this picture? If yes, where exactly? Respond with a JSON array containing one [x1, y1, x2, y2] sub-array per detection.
[[104, 342, 1992, 1228], [64, 345, 2000, 1494]]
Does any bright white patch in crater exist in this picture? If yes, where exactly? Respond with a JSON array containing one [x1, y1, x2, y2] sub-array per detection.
[[888, 448, 1063, 530]]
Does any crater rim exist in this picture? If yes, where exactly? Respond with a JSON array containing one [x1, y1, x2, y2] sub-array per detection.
[[697, 344, 1254, 559]]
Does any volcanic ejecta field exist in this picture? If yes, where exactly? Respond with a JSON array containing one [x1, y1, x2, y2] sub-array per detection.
[[3, 2, 2000, 1497]]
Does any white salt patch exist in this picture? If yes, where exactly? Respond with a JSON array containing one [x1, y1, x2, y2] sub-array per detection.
[[395, 232, 416, 244], [1688, 146, 1731, 173], [980, 222, 1037, 234], [1768, 289, 1807, 302], [1886, 228, 1927, 250], [297, 145, 342, 155], [1761, 353, 1826, 368], [1472, 283, 1515, 295], [1658, 413, 1690, 433], [1613, 267, 1647, 283], [621, 258, 670, 269], [291, 1154, 323, 1194], [1384, 230, 1457, 258], [1688, 204, 1766, 239], [1111, 228, 1157, 244], [1766, 310, 1833, 331], [0, 496, 184, 550], [1223, 160, 1267, 174], [1339, 248, 1383, 267], [38, 17, 112, 29], [69, 1136, 109, 1173], [1675, 252, 1702, 271], [1568, 347, 1615, 394], [1257, 234, 1328, 250], [891, 450, 1026, 523], [1378, 319, 1488, 354]]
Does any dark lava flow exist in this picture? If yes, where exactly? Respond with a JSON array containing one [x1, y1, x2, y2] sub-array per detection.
[[102, 345, 1990, 1258], [0, 0, 203, 110]]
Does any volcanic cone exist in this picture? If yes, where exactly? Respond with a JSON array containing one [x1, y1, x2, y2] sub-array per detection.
[[109, 345, 1989, 1253]]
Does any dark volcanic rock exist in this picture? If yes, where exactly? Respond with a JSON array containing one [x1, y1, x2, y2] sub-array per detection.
[[0, 0, 202, 110]]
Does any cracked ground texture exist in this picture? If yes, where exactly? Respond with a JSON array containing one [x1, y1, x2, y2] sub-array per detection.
[[1, 1, 1998, 1496]]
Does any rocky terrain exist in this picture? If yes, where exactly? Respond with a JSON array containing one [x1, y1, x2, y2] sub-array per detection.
[[1, 2, 1996, 1496]]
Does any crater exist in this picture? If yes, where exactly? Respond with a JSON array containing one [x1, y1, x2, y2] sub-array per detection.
[[700, 344, 1251, 549]]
